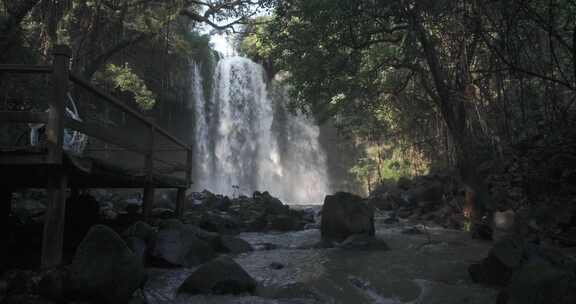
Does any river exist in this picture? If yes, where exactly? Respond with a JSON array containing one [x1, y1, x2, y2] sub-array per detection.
[[143, 210, 498, 303]]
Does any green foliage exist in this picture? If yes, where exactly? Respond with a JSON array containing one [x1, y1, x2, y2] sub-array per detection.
[[243, 0, 576, 191], [238, 16, 275, 61], [349, 156, 378, 192], [102, 63, 156, 110], [350, 143, 422, 194]]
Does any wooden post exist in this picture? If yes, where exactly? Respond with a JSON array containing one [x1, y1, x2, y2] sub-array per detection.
[[42, 45, 71, 269], [46, 45, 70, 164], [42, 172, 68, 269], [142, 126, 155, 220], [176, 188, 186, 218], [186, 147, 193, 187], [1, 188, 13, 245]]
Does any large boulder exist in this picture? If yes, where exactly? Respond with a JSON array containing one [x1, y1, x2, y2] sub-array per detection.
[[320, 192, 375, 243], [405, 182, 444, 206], [123, 221, 155, 243], [469, 236, 526, 286], [498, 260, 576, 304], [122, 221, 156, 266], [150, 225, 216, 267], [198, 211, 242, 234], [67, 225, 145, 304], [64, 193, 100, 252], [178, 256, 256, 295]]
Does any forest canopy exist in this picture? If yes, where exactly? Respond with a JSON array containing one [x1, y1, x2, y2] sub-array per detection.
[[238, 0, 576, 193]]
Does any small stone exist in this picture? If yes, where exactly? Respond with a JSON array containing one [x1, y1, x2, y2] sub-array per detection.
[[269, 262, 285, 270]]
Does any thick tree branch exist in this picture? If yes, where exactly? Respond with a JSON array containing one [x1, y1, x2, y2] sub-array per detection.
[[83, 33, 153, 79]]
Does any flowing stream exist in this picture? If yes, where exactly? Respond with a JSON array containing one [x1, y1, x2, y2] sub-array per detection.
[[192, 57, 330, 204], [143, 212, 498, 304]]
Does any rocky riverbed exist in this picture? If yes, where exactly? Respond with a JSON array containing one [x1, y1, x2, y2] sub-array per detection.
[[2, 187, 576, 304], [143, 215, 500, 304]]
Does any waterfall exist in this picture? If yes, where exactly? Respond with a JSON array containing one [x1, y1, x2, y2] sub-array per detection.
[[192, 57, 330, 204]]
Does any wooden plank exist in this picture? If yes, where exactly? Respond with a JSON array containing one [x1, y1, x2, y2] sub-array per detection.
[[0, 64, 52, 74], [186, 148, 193, 186], [142, 186, 154, 220], [0, 146, 46, 153], [64, 118, 147, 154], [1, 189, 12, 250], [0, 154, 47, 164], [41, 172, 67, 269], [0, 111, 48, 123], [46, 45, 70, 164], [69, 73, 190, 150]]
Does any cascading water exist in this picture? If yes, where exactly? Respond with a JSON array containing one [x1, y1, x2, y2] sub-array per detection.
[[192, 57, 330, 203]]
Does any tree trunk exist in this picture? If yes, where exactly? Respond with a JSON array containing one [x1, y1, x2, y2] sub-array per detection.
[[410, 8, 490, 221]]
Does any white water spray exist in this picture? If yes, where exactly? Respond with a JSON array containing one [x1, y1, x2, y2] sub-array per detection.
[[192, 57, 330, 204]]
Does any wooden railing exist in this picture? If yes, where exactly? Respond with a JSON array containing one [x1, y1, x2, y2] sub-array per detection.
[[0, 45, 192, 187], [1, 45, 192, 269]]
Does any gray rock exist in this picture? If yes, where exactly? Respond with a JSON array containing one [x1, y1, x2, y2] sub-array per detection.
[[402, 227, 423, 235], [320, 192, 374, 242], [269, 262, 285, 270], [383, 217, 399, 224], [178, 256, 256, 295], [157, 219, 184, 230], [199, 211, 242, 234], [397, 209, 413, 219], [67, 225, 145, 304], [126, 237, 147, 266], [469, 237, 527, 287], [500, 260, 576, 304], [337, 234, 389, 251], [186, 225, 221, 249], [267, 214, 304, 231], [405, 182, 443, 205], [491, 237, 526, 269], [13, 200, 46, 220], [150, 208, 175, 219], [5, 270, 38, 296], [219, 236, 253, 254], [123, 221, 155, 243], [38, 268, 68, 303], [150, 226, 216, 267]]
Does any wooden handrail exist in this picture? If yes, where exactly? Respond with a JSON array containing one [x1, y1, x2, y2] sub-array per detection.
[[0, 65, 52, 74], [1, 46, 193, 272], [0, 53, 193, 187], [64, 118, 148, 154], [69, 73, 190, 150], [0, 111, 48, 123]]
